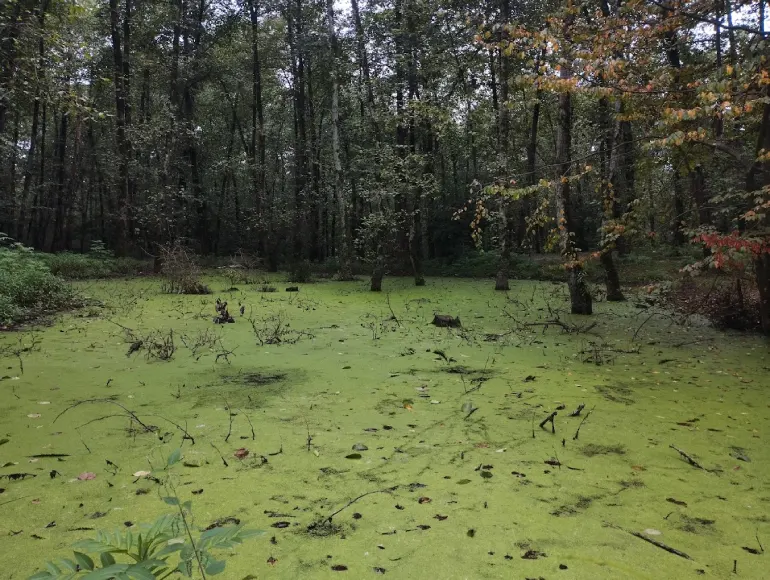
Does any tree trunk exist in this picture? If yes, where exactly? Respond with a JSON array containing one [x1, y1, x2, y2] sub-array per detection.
[[495, 0, 513, 290], [0, 0, 30, 137], [599, 97, 626, 301], [287, 0, 308, 259], [555, 30, 592, 315], [350, 0, 378, 137], [672, 167, 686, 245], [326, 0, 352, 280], [370, 253, 385, 291], [748, 88, 770, 334], [756, 254, 770, 334], [52, 106, 68, 251], [109, 0, 132, 254]]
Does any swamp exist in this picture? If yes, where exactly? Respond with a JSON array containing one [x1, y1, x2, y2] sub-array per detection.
[[1, 273, 768, 578], [3, 0, 770, 576]]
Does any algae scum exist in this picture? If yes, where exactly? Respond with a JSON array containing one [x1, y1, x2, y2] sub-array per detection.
[[1, 277, 769, 579]]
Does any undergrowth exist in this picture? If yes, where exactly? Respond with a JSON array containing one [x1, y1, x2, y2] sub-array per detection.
[[0, 239, 75, 326]]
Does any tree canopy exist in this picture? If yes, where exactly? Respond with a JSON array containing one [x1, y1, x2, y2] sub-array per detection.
[[1, 0, 769, 330]]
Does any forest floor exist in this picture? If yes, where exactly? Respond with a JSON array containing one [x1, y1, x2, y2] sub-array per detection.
[[1, 275, 768, 579]]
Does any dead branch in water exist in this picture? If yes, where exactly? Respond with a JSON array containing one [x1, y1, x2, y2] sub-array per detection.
[[385, 292, 401, 326], [573, 406, 595, 440], [224, 399, 234, 443], [54, 398, 195, 445], [605, 522, 692, 560], [669, 445, 708, 471], [310, 486, 400, 528], [539, 411, 557, 433]]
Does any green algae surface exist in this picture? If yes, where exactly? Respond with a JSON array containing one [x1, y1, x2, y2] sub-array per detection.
[[1, 277, 769, 579]]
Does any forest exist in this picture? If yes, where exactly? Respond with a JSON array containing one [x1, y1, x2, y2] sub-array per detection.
[[1, 0, 770, 579], [0, 0, 768, 329]]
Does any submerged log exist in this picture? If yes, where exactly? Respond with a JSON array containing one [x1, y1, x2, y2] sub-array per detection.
[[432, 314, 461, 328]]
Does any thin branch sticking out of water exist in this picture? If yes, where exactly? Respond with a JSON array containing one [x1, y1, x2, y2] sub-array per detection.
[[605, 522, 692, 560], [310, 486, 400, 530], [573, 406, 595, 440]]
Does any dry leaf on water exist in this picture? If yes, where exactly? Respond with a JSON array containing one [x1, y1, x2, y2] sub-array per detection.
[[234, 448, 249, 459]]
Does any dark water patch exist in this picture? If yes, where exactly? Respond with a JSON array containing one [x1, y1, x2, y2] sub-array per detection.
[[194, 367, 304, 407], [581, 443, 627, 457], [225, 371, 289, 386], [594, 384, 635, 405]]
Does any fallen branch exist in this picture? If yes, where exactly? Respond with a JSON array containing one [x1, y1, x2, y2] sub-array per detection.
[[539, 411, 557, 433], [669, 445, 706, 471], [605, 522, 692, 560]]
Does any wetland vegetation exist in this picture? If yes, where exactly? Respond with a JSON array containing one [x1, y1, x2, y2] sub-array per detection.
[[3, 0, 770, 577], [2, 265, 769, 579]]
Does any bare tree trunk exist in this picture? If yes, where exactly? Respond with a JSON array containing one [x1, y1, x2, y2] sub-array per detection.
[[748, 89, 770, 334], [246, 0, 266, 256], [757, 254, 770, 334], [555, 27, 592, 315], [370, 252, 385, 291], [52, 103, 68, 251], [287, 0, 308, 260], [672, 167, 686, 245], [599, 97, 626, 301], [495, 0, 513, 290], [325, 0, 352, 279], [109, 0, 132, 254], [350, 0, 378, 138]]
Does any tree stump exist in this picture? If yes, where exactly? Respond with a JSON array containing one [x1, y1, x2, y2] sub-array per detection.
[[432, 314, 461, 328]]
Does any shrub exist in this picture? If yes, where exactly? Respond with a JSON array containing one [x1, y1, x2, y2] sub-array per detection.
[[0, 245, 74, 326], [287, 260, 312, 283], [160, 243, 210, 294], [41, 243, 147, 280]]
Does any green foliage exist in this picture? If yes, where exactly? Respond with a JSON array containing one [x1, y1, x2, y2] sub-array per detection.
[[42, 253, 146, 280], [28, 513, 262, 580], [287, 260, 312, 283], [0, 243, 74, 326], [423, 251, 545, 280], [29, 449, 263, 579]]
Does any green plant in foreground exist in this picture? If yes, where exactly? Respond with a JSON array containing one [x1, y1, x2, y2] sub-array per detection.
[[29, 451, 262, 579]]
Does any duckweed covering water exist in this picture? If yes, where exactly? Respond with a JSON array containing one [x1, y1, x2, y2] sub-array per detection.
[[1, 277, 768, 579]]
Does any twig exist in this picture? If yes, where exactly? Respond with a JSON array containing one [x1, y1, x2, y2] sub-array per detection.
[[268, 437, 283, 456], [0, 495, 32, 507], [606, 522, 692, 560], [77, 428, 91, 454], [54, 398, 153, 433], [573, 406, 595, 440], [224, 400, 234, 443], [632, 311, 657, 342], [569, 403, 585, 417], [669, 445, 705, 470], [147, 416, 195, 445], [315, 486, 399, 526], [210, 443, 229, 467], [385, 293, 401, 326], [305, 417, 313, 452], [532, 412, 536, 439], [238, 407, 256, 441]]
